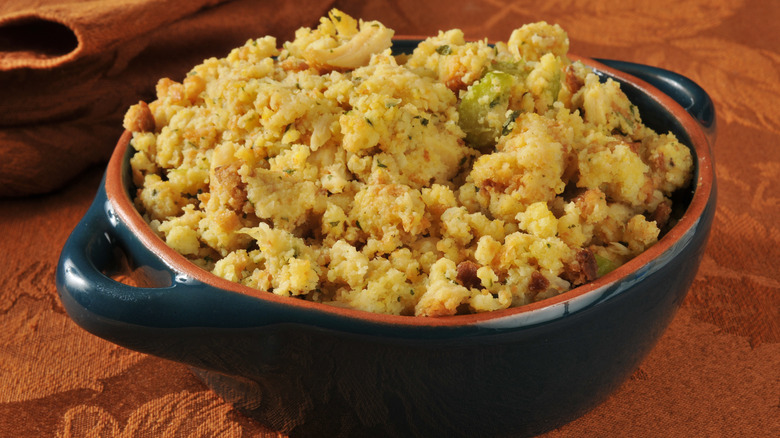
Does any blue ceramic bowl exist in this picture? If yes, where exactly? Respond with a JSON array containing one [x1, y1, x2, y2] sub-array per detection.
[[57, 41, 716, 438]]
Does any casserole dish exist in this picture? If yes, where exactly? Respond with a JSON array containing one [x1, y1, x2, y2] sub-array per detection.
[[57, 39, 716, 437]]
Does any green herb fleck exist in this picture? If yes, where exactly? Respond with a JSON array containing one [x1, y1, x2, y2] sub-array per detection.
[[377, 159, 387, 168], [283, 169, 295, 174], [502, 110, 521, 136]]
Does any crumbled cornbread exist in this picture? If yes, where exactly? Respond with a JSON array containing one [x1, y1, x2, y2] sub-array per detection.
[[124, 9, 693, 316]]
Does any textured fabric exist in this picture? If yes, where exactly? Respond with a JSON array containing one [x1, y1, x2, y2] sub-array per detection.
[[1, 0, 778, 436]]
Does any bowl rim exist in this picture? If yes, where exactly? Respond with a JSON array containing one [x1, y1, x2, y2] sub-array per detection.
[[104, 52, 715, 329]]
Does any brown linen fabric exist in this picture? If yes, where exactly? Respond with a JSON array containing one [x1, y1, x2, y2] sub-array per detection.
[[1, 0, 779, 436]]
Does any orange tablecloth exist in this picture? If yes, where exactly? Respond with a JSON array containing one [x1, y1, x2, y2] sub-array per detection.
[[1, 0, 778, 436]]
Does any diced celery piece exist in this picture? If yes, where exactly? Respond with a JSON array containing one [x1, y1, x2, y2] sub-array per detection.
[[457, 71, 514, 150], [594, 253, 620, 277], [487, 60, 529, 78]]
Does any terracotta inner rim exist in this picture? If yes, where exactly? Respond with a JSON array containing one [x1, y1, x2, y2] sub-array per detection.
[[105, 56, 715, 328]]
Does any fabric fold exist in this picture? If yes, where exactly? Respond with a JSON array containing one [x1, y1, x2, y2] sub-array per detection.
[[0, 0, 225, 70]]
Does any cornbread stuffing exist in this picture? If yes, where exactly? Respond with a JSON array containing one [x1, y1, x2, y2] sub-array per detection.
[[123, 9, 693, 316]]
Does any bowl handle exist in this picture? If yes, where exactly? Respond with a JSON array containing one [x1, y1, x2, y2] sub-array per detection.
[[56, 176, 181, 329], [56, 178, 281, 333], [595, 59, 716, 147]]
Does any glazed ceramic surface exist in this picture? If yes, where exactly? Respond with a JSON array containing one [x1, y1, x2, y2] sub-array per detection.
[[57, 41, 716, 438]]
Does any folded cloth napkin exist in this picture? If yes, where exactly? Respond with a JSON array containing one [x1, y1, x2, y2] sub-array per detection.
[[0, 0, 332, 196]]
